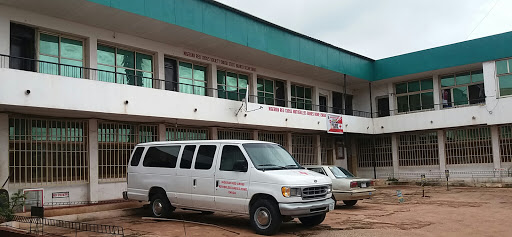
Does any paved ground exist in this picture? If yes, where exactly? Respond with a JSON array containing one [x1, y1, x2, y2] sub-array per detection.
[[15, 186, 512, 236]]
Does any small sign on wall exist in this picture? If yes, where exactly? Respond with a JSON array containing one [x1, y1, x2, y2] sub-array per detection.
[[327, 114, 343, 134], [52, 192, 69, 198]]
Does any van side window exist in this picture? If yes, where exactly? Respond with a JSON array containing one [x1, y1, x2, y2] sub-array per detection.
[[130, 147, 145, 166], [220, 145, 248, 172], [180, 145, 196, 169], [194, 145, 217, 170], [143, 146, 181, 168]]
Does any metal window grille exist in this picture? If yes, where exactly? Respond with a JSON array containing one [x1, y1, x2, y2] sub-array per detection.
[[217, 129, 253, 140], [445, 127, 492, 164], [356, 136, 393, 168], [292, 134, 315, 165], [499, 124, 512, 163], [398, 132, 439, 166], [258, 131, 287, 147], [320, 136, 335, 165], [98, 122, 158, 181], [166, 126, 209, 141], [8, 116, 88, 186]]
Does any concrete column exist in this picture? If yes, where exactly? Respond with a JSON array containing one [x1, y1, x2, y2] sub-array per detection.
[[315, 134, 321, 165], [437, 130, 446, 171], [387, 83, 395, 116], [208, 64, 218, 98], [483, 61, 498, 104], [158, 124, 166, 141], [209, 127, 218, 140], [88, 119, 99, 202], [250, 73, 258, 103], [0, 114, 9, 191], [286, 132, 293, 152], [350, 139, 358, 175], [391, 134, 399, 175], [286, 81, 292, 108], [156, 51, 165, 89], [491, 125, 501, 169], [312, 86, 320, 111], [327, 91, 333, 113], [253, 130, 259, 140], [0, 15, 9, 56], [432, 74, 441, 110], [86, 36, 97, 80]]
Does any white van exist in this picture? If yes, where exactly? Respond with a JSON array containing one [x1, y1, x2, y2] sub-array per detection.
[[125, 140, 334, 235]]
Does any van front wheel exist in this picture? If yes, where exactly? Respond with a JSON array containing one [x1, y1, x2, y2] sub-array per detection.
[[150, 193, 173, 218], [250, 199, 282, 235], [299, 213, 326, 227]]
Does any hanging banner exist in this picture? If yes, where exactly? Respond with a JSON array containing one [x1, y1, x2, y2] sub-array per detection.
[[326, 114, 343, 134]]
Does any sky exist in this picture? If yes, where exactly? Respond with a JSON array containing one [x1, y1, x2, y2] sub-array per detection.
[[215, 0, 511, 60]]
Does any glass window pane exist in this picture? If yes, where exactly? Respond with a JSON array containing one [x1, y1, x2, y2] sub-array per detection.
[[305, 99, 312, 110], [136, 53, 153, 72], [239, 88, 247, 101], [408, 81, 420, 92], [60, 38, 83, 60], [455, 72, 471, 85], [421, 92, 434, 109], [257, 91, 265, 104], [218, 85, 226, 99], [257, 78, 264, 91], [264, 79, 273, 93], [227, 86, 238, 100], [195, 145, 217, 170], [238, 74, 248, 89], [499, 75, 512, 96], [440, 75, 455, 87], [421, 79, 433, 90], [39, 34, 59, 56], [226, 72, 237, 86], [97, 45, 115, 66], [496, 60, 508, 75], [396, 83, 407, 94], [297, 98, 305, 109], [193, 65, 206, 81], [97, 65, 116, 83], [265, 93, 274, 105], [442, 89, 453, 108], [116, 49, 135, 69], [468, 84, 485, 104], [291, 85, 296, 97], [305, 87, 312, 99], [409, 94, 421, 111], [296, 86, 304, 98], [217, 70, 226, 84], [38, 55, 59, 75], [180, 145, 196, 169], [471, 70, 484, 83], [60, 59, 83, 78], [179, 62, 192, 79], [453, 86, 469, 105]]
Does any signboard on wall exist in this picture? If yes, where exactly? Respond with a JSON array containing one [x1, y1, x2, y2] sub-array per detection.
[[326, 114, 343, 134]]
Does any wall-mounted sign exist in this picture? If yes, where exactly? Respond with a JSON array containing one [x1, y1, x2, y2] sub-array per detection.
[[52, 191, 69, 198], [327, 114, 343, 134]]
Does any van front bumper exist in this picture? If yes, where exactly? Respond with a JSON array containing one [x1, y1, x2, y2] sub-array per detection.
[[279, 198, 335, 217]]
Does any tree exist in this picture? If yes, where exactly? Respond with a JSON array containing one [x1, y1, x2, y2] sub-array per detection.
[[0, 190, 26, 222]]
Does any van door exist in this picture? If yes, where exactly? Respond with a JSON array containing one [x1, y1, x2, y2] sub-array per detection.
[[214, 144, 250, 213], [175, 145, 196, 207], [190, 144, 218, 210]]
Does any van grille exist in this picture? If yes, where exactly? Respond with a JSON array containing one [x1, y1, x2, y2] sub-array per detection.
[[301, 186, 328, 200]]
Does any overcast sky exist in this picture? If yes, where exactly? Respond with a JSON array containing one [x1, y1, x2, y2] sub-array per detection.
[[215, 0, 511, 60]]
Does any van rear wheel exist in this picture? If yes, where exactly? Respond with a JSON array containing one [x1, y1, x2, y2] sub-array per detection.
[[299, 213, 326, 227], [150, 193, 173, 217], [250, 199, 282, 235]]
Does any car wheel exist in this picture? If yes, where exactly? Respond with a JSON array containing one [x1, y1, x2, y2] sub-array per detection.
[[150, 192, 173, 217], [250, 199, 282, 235], [299, 213, 326, 227], [343, 200, 358, 206]]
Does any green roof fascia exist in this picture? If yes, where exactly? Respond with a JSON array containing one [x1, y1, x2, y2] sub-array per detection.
[[374, 31, 512, 80], [87, 0, 375, 80]]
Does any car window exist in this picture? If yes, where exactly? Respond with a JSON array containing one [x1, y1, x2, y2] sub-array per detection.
[[142, 146, 181, 168], [194, 145, 216, 170], [329, 166, 355, 178], [130, 147, 145, 166], [220, 145, 247, 172], [180, 145, 196, 169], [308, 167, 327, 176]]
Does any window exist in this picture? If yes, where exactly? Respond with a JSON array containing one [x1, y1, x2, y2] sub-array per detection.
[[38, 33, 83, 78], [97, 45, 153, 88], [499, 124, 512, 163], [292, 134, 315, 165], [357, 136, 393, 168], [166, 126, 209, 141], [398, 132, 439, 166], [395, 79, 434, 113], [445, 127, 492, 164], [258, 132, 287, 147], [220, 145, 247, 172], [218, 129, 253, 140], [218, 70, 248, 101], [130, 147, 145, 167], [180, 145, 196, 169], [257, 78, 286, 106], [291, 84, 313, 110], [441, 70, 485, 107], [143, 146, 181, 168], [194, 145, 217, 170], [496, 59, 512, 96], [179, 61, 207, 95]]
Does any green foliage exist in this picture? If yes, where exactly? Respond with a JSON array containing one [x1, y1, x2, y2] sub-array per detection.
[[0, 190, 26, 222], [387, 177, 399, 182]]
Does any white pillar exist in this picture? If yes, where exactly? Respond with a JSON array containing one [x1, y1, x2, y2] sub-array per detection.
[[391, 134, 399, 175], [286, 132, 293, 152], [0, 15, 9, 56], [437, 130, 446, 172], [88, 119, 99, 202], [286, 81, 292, 108], [0, 114, 9, 191], [350, 139, 358, 175], [253, 130, 258, 140], [491, 126, 501, 169], [210, 127, 218, 140], [158, 124, 166, 141], [86, 36, 97, 80], [483, 61, 498, 104], [250, 73, 258, 103], [432, 74, 441, 110], [315, 134, 321, 165], [208, 64, 218, 98], [312, 86, 320, 111], [156, 51, 165, 89], [387, 83, 395, 116]]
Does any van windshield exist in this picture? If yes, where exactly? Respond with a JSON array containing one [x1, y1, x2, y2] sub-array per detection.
[[243, 143, 301, 170]]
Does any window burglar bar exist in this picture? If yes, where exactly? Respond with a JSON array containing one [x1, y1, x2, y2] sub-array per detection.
[[499, 124, 512, 163], [98, 122, 158, 181], [217, 129, 253, 140], [445, 127, 492, 164], [321, 136, 335, 165], [398, 132, 439, 166], [166, 126, 209, 141], [357, 136, 393, 168], [8, 116, 88, 186], [258, 131, 287, 147], [292, 134, 315, 165]]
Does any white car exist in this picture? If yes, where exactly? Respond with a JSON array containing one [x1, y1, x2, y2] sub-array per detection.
[[304, 165, 375, 206], [125, 140, 334, 235]]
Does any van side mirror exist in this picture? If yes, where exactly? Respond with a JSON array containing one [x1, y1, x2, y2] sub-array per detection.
[[233, 160, 248, 172]]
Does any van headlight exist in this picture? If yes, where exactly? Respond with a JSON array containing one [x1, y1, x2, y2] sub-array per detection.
[[281, 187, 301, 197], [327, 185, 332, 193]]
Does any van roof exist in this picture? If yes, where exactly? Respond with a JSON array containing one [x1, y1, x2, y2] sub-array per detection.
[[137, 140, 276, 146]]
